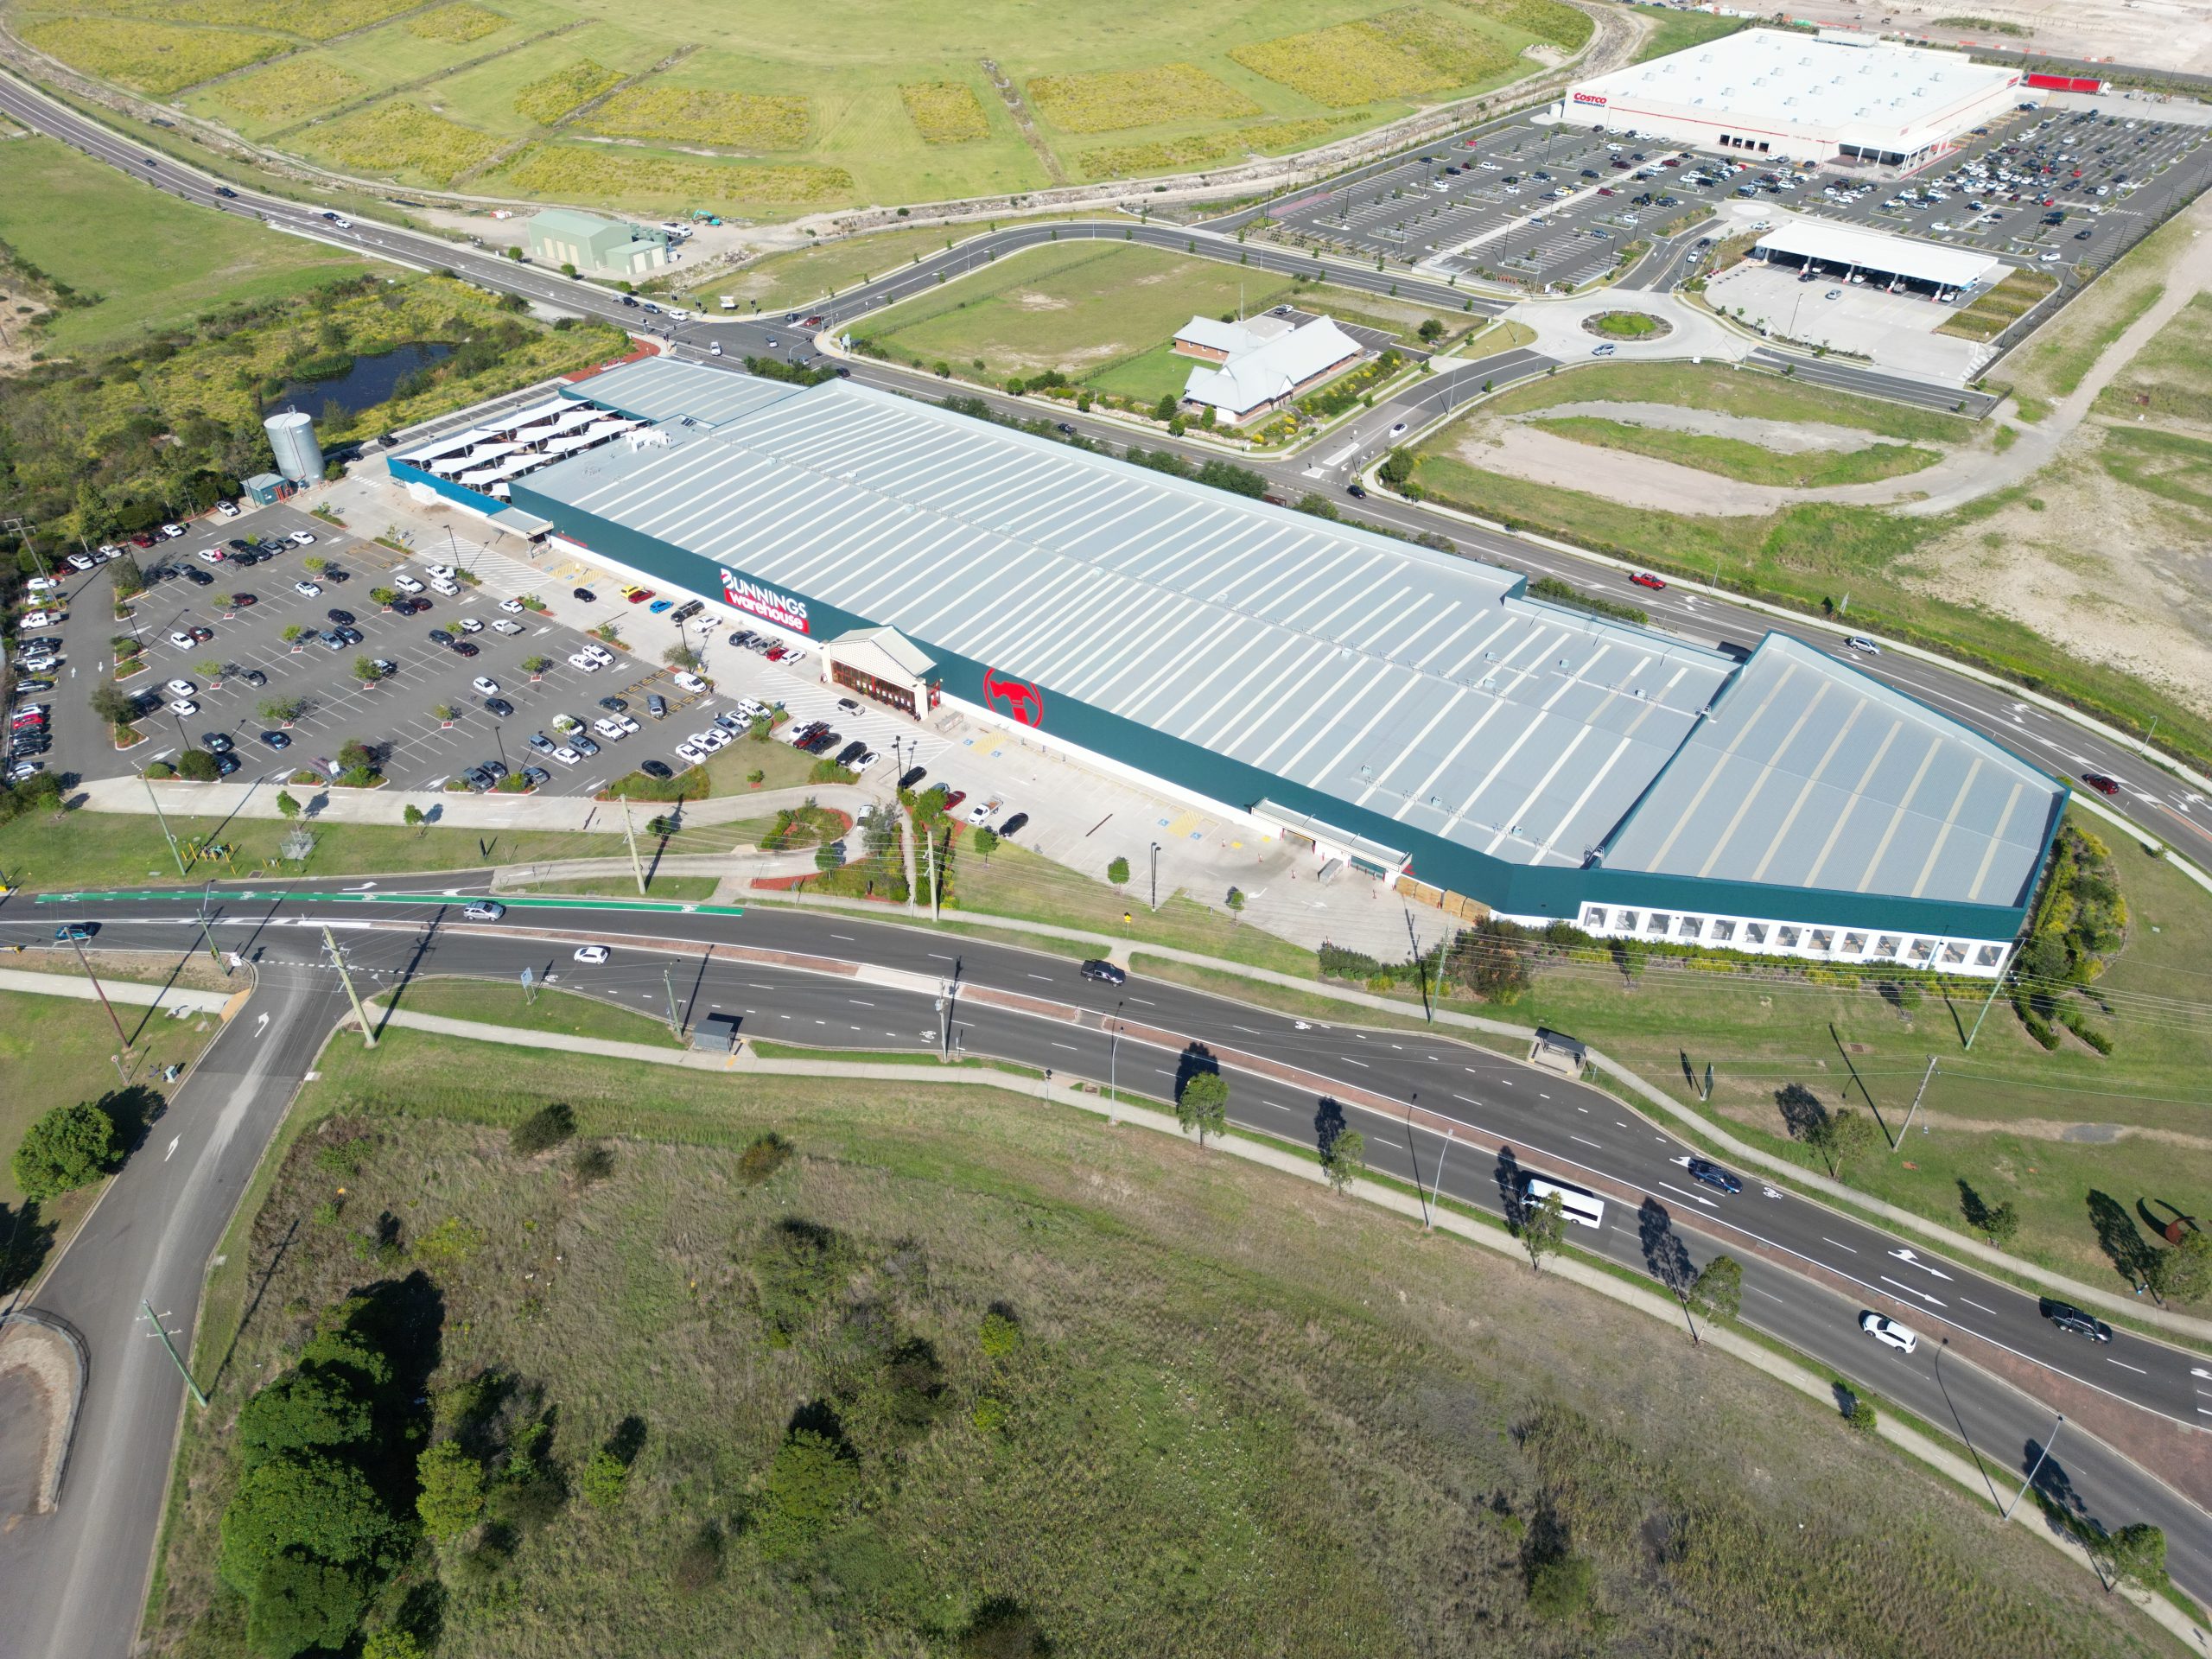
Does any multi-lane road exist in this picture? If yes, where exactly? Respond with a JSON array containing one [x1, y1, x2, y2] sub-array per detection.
[[3, 889, 2209, 1657]]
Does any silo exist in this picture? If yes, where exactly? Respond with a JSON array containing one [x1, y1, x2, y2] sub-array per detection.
[[264, 410, 323, 482]]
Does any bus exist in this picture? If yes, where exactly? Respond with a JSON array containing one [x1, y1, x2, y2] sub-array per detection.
[[1522, 1175, 1605, 1230]]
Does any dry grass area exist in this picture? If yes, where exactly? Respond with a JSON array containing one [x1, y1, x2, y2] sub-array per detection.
[[144, 1034, 2166, 1659], [495, 143, 852, 206], [512, 57, 622, 124], [21, 15, 289, 93], [1230, 6, 1516, 107], [582, 83, 810, 149], [1079, 115, 1358, 180], [899, 79, 988, 144], [1027, 61, 1259, 133], [312, 98, 505, 182], [404, 0, 506, 43], [219, 55, 369, 120], [1938, 266, 2057, 343]]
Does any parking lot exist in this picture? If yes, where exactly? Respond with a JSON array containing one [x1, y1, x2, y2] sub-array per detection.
[[23, 499, 756, 799]]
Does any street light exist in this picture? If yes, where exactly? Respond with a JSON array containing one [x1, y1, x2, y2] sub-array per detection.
[[1148, 842, 1161, 912]]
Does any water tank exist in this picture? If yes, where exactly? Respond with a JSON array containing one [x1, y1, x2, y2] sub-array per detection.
[[264, 410, 322, 482]]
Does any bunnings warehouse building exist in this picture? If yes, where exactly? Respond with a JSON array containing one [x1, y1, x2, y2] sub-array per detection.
[[390, 359, 2064, 975]]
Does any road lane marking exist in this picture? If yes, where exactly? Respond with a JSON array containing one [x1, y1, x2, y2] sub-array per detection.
[[1821, 1236, 1859, 1254], [1570, 1134, 1602, 1149], [1338, 1057, 1369, 1067], [2106, 1357, 2148, 1376], [1657, 1180, 1715, 1209], [1961, 1298, 2000, 1316]]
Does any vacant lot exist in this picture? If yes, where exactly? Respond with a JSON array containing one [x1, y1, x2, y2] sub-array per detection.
[[0, 135, 372, 353], [851, 239, 1296, 384], [16, 0, 1576, 214], [148, 1031, 2162, 1657]]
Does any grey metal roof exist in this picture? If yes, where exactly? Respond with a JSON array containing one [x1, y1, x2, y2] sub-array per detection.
[[1602, 633, 2053, 908], [532, 360, 2059, 907]]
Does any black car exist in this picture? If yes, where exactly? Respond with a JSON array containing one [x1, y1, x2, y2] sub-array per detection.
[[997, 811, 1029, 837], [572, 588, 596, 602], [451, 640, 480, 658], [2040, 1300, 2113, 1343], [835, 740, 868, 766], [394, 596, 427, 616], [897, 766, 927, 790], [485, 697, 514, 717], [598, 696, 628, 713], [327, 608, 355, 626], [1686, 1157, 1742, 1196], [1345, 483, 1367, 499], [203, 732, 234, 753], [183, 568, 214, 586], [805, 730, 841, 754], [428, 628, 454, 646], [259, 729, 291, 749], [727, 630, 758, 649], [639, 759, 673, 779], [240, 669, 268, 687], [215, 752, 241, 777], [1080, 959, 1127, 986], [216, 185, 238, 198]]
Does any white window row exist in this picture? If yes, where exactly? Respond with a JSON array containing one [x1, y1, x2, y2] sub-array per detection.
[[1550, 904, 2011, 976]]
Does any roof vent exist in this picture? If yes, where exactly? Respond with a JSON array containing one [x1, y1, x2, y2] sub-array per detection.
[[1428, 795, 1445, 810]]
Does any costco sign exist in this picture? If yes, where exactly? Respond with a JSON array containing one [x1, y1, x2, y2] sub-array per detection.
[[719, 569, 810, 634], [1573, 92, 1607, 106]]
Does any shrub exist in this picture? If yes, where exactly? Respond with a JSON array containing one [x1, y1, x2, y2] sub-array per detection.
[[578, 1447, 628, 1510], [753, 1427, 859, 1555], [569, 1141, 615, 1186], [1027, 64, 1257, 133], [736, 1131, 791, 1185], [416, 1440, 486, 1540], [978, 1310, 1020, 1359], [1526, 1554, 1594, 1620], [900, 79, 989, 143], [584, 86, 810, 149], [510, 1103, 576, 1156], [515, 59, 621, 124]]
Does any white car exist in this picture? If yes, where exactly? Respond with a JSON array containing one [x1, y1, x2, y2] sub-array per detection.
[[456, 617, 483, 634], [161, 523, 187, 538], [196, 547, 226, 563], [582, 643, 614, 665], [550, 744, 582, 766], [551, 712, 582, 733], [288, 531, 316, 547], [168, 630, 196, 649], [424, 563, 454, 582], [429, 579, 459, 597], [65, 552, 94, 571], [462, 900, 506, 920], [671, 670, 708, 693], [165, 677, 197, 696], [215, 501, 240, 518], [295, 581, 322, 598], [168, 698, 200, 716], [21, 611, 56, 629], [674, 741, 707, 766], [392, 575, 424, 594], [700, 728, 731, 752], [18, 655, 59, 673], [781, 648, 807, 666], [1845, 636, 1881, 656], [26, 575, 59, 593], [592, 717, 627, 741], [854, 749, 880, 772], [1859, 1313, 1917, 1354], [499, 598, 524, 614], [471, 675, 500, 696], [613, 713, 639, 734], [491, 619, 523, 634], [567, 652, 602, 673], [573, 944, 611, 964], [965, 802, 992, 825]]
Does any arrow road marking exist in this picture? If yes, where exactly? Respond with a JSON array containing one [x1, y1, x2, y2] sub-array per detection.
[[1879, 1274, 1946, 1308], [164, 1135, 181, 1160], [1887, 1248, 1954, 1281], [254, 1012, 270, 1037]]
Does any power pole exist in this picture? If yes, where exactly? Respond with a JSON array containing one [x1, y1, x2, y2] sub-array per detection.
[[620, 799, 646, 896], [321, 926, 375, 1047], [1149, 841, 1161, 912], [142, 772, 189, 878], [663, 965, 682, 1039], [1893, 1055, 1938, 1149], [65, 930, 131, 1058], [925, 821, 940, 920], [1964, 943, 2014, 1051], [141, 1301, 208, 1410], [196, 880, 226, 973]]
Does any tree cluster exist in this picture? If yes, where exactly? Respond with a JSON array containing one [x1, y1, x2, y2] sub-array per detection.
[[10, 1097, 124, 1201]]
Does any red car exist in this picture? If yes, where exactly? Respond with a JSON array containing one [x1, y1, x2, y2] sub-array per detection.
[[1630, 571, 1666, 590], [764, 645, 787, 661], [940, 790, 967, 810], [2080, 772, 2121, 798], [626, 588, 655, 604]]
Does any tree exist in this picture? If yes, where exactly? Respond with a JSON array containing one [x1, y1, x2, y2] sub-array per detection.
[[814, 842, 844, 876], [1106, 855, 1130, 887], [415, 1440, 486, 1541], [1176, 1071, 1229, 1147], [1518, 1192, 1566, 1273], [236, 1368, 372, 1465], [353, 657, 379, 685], [2107, 1522, 2168, 1592], [302, 556, 327, 575], [91, 683, 138, 727], [281, 625, 307, 645], [1806, 1107, 1880, 1176], [336, 739, 376, 774], [11, 1100, 122, 1201], [1526, 1554, 1593, 1621], [521, 654, 552, 676], [218, 1452, 407, 1603], [2146, 1230, 2212, 1304], [510, 1102, 575, 1155], [369, 587, 397, 608], [1417, 316, 1446, 343], [753, 1428, 858, 1556], [1847, 1396, 1878, 1435], [258, 696, 306, 724], [196, 658, 225, 682], [1153, 392, 1179, 423], [1981, 1200, 2020, 1250], [1323, 1127, 1365, 1194], [362, 1634, 426, 1659], [663, 644, 702, 670], [1690, 1254, 1742, 1322], [402, 804, 425, 832], [578, 1447, 629, 1510], [972, 826, 999, 861], [176, 747, 219, 782], [1225, 886, 1245, 919], [111, 555, 146, 599], [245, 1554, 372, 1659]]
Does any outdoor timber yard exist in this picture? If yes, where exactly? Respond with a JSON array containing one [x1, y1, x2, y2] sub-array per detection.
[[7, 0, 2212, 1655]]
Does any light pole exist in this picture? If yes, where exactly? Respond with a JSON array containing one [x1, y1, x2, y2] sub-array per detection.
[[196, 879, 226, 973], [1148, 842, 1161, 912], [2002, 1414, 2063, 1522], [1109, 1000, 1123, 1104]]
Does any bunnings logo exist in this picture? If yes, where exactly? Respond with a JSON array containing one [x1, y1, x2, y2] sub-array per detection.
[[720, 569, 809, 634]]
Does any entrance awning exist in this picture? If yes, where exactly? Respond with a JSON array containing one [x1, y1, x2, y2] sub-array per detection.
[[491, 506, 553, 537]]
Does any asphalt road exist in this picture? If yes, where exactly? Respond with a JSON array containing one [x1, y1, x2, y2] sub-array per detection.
[[4, 894, 2209, 1636], [5, 69, 2200, 878], [0, 966, 346, 1659]]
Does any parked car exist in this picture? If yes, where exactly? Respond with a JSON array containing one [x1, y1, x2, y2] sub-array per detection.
[[259, 730, 292, 749]]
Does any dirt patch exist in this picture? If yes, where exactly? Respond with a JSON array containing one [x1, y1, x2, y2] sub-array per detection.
[[1006, 289, 1072, 310], [0, 1317, 83, 1519], [1783, 0, 2212, 73], [1523, 400, 1938, 456]]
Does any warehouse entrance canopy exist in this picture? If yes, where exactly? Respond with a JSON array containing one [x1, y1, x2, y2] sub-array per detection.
[[1752, 220, 1999, 292]]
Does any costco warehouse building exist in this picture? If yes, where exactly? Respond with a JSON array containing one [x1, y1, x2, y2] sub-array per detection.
[[391, 359, 2064, 974]]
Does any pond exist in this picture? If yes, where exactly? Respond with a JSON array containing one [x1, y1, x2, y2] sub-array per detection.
[[264, 341, 452, 422]]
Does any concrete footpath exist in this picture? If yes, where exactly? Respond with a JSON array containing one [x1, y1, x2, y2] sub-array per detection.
[[0, 967, 238, 1018], [346, 997, 2208, 1652]]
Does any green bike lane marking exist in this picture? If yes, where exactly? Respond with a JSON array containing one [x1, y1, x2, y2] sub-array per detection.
[[32, 888, 745, 918]]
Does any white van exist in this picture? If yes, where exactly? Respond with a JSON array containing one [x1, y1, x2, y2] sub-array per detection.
[[1522, 1176, 1605, 1230]]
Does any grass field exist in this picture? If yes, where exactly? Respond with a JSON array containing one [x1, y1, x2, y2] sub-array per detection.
[[852, 239, 1297, 384], [1479, 360, 1978, 444], [2098, 290, 2212, 426], [511, 874, 721, 901], [18, 0, 1574, 216], [0, 135, 372, 353], [147, 1029, 2164, 1657], [1629, 3, 1745, 61], [1937, 265, 2058, 343], [381, 977, 686, 1045], [1525, 416, 1945, 487], [0, 988, 224, 1287], [0, 805, 627, 892], [2006, 211, 2196, 415]]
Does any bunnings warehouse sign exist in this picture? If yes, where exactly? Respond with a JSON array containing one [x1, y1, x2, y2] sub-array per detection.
[[720, 569, 810, 634]]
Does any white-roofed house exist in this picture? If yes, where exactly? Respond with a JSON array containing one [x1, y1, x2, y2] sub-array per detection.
[[1179, 316, 1366, 424], [1172, 313, 1297, 362]]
